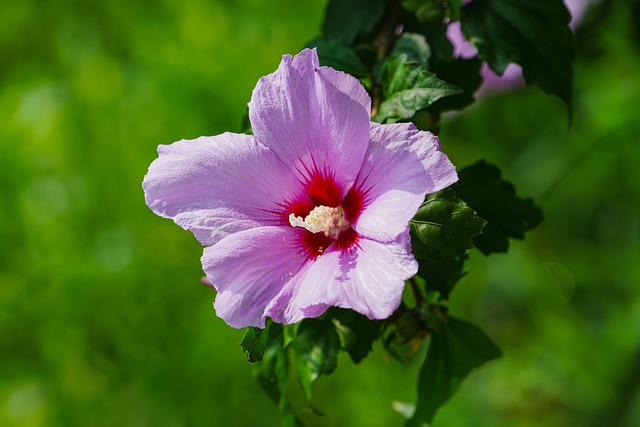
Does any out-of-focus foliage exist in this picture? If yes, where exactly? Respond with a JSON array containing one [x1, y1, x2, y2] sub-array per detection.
[[1, 0, 639, 427]]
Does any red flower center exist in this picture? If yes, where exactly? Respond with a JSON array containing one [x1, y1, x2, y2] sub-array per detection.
[[283, 169, 366, 260]]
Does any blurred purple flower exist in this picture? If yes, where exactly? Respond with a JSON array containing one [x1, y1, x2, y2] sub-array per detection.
[[448, 0, 590, 95], [143, 49, 457, 328]]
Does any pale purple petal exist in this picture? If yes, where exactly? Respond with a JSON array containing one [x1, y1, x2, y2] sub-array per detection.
[[261, 263, 315, 325], [284, 231, 418, 321], [477, 63, 524, 95], [349, 123, 458, 242], [447, 21, 477, 59], [248, 48, 371, 198], [202, 226, 309, 328], [566, 0, 589, 29], [315, 66, 371, 114], [143, 133, 302, 246]]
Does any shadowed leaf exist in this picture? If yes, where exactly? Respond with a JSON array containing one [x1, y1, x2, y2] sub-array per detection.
[[240, 319, 283, 363], [456, 160, 543, 254], [410, 188, 486, 261], [391, 32, 431, 69], [323, 0, 390, 45], [294, 318, 340, 401], [408, 317, 501, 425], [329, 308, 381, 363], [462, 0, 574, 110], [305, 37, 368, 77], [418, 254, 470, 299]]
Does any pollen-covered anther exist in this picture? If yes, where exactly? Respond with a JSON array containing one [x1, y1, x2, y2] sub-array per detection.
[[289, 205, 350, 239]]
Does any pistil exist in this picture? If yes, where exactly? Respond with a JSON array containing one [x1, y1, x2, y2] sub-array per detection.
[[289, 205, 350, 239]]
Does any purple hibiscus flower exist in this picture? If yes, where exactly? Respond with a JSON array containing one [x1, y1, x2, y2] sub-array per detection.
[[143, 49, 457, 328]]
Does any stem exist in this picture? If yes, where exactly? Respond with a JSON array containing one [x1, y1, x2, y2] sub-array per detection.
[[371, 0, 404, 117], [409, 277, 424, 309]]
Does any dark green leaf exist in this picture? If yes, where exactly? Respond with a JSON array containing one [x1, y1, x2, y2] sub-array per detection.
[[240, 319, 283, 363], [447, 0, 463, 19], [376, 54, 462, 122], [456, 160, 544, 254], [323, 0, 390, 45], [427, 57, 482, 112], [418, 254, 470, 299], [305, 37, 368, 77], [294, 318, 341, 401], [391, 32, 431, 69], [408, 317, 501, 425], [252, 339, 304, 426], [240, 107, 252, 134], [395, 10, 479, 114], [403, 0, 447, 22], [329, 308, 381, 363], [461, 0, 575, 110], [410, 188, 486, 261], [399, 11, 454, 64], [252, 344, 281, 404], [381, 323, 417, 364]]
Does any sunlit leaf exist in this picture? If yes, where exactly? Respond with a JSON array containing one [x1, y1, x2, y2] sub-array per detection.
[[376, 54, 462, 122]]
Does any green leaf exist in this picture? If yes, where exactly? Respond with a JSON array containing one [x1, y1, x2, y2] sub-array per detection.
[[446, 0, 463, 19], [456, 160, 544, 254], [427, 57, 482, 112], [418, 254, 470, 299], [323, 0, 390, 45], [240, 319, 283, 363], [407, 317, 501, 426], [252, 339, 304, 426], [294, 318, 341, 401], [402, 0, 447, 22], [395, 10, 480, 115], [252, 344, 281, 404], [329, 308, 381, 363], [376, 54, 462, 122], [410, 188, 486, 261], [391, 32, 431, 69], [305, 37, 368, 77], [400, 11, 454, 64], [380, 53, 458, 99], [461, 0, 575, 110]]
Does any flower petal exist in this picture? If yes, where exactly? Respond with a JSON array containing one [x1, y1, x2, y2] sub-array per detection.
[[143, 133, 302, 246], [249, 48, 371, 198], [346, 123, 458, 242], [202, 226, 309, 328], [284, 231, 418, 321]]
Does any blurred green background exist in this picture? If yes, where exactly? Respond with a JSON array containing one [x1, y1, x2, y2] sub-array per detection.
[[1, 0, 639, 426]]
